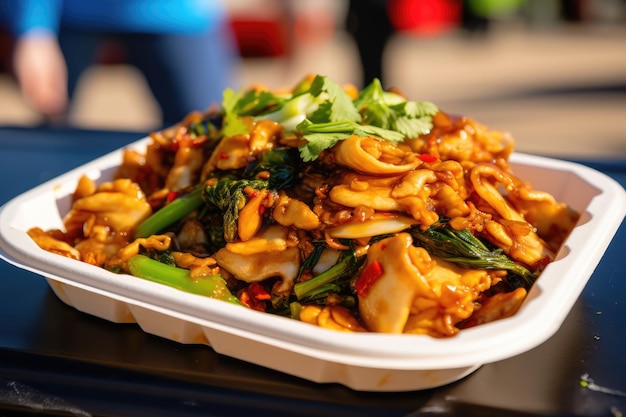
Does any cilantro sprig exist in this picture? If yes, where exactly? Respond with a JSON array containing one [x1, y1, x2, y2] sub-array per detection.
[[296, 119, 405, 162], [220, 75, 438, 161], [306, 75, 361, 124], [354, 78, 438, 139]]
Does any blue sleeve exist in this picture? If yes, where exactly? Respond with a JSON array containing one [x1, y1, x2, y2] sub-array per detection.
[[7, 0, 63, 37], [60, 0, 227, 34]]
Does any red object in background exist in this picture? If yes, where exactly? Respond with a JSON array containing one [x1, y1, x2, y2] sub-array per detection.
[[388, 0, 461, 36], [229, 5, 334, 59], [230, 18, 290, 58]]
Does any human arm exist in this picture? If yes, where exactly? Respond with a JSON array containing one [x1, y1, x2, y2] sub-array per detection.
[[9, 0, 68, 119]]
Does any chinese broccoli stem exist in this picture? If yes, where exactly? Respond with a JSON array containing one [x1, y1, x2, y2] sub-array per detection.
[[289, 301, 303, 320], [127, 254, 242, 305], [134, 185, 203, 238]]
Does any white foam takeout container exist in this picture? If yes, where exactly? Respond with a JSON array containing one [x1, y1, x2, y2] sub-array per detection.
[[1, 136, 625, 392]]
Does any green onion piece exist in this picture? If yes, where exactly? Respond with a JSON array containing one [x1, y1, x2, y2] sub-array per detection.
[[134, 185, 203, 238]]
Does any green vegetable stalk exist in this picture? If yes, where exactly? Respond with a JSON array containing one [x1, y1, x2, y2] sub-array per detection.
[[134, 185, 203, 239], [293, 247, 364, 302], [127, 254, 242, 305]]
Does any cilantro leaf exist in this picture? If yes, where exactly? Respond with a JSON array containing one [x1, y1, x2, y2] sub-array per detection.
[[234, 89, 285, 117], [356, 124, 405, 143], [296, 119, 404, 162], [355, 78, 439, 139], [308, 75, 361, 124], [221, 87, 287, 137], [221, 88, 249, 137], [248, 75, 362, 132], [298, 133, 345, 162], [353, 78, 386, 106], [389, 101, 439, 138]]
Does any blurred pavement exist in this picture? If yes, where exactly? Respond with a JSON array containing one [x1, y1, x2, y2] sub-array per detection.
[[0, 21, 625, 159]]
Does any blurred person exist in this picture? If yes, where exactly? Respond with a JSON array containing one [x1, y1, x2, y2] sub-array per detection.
[[346, 0, 462, 88], [461, 0, 491, 33], [345, 0, 395, 88], [1, 0, 239, 127]]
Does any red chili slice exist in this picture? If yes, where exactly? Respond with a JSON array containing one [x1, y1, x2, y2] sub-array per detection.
[[355, 259, 384, 298], [418, 153, 437, 163], [166, 191, 180, 203], [248, 282, 271, 300], [238, 284, 269, 311]]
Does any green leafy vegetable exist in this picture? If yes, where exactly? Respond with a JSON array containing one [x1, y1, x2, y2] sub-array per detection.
[[307, 74, 361, 124], [296, 119, 405, 162], [147, 249, 177, 267], [220, 75, 435, 163], [292, 77, 438, 161], [231, 88, 285, 117], [203, 148, 300, 242], [354, 78, 438, 139], [409, 221, 538, 289], [293, 246, 365, 302], [254, 75, 361, 132], [221, 88, 252, 137], [202, 176, 267, 242], [243, 147, 301, 190], [221, 86, 288, 137], [390, 100, 439, 138], [188, 113, 223, 138]]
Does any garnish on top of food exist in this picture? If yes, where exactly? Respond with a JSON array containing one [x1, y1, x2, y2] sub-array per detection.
[[28, 74, 579, 337]]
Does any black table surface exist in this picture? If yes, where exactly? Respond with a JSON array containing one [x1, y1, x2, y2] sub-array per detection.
[[0, 126, 625, 417]]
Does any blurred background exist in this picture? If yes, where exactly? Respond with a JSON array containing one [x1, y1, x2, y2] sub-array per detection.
[[0, 0, 625, 159]]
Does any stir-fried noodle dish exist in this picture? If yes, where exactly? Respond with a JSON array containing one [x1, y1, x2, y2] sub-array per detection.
[[29, 75, 579, 337]]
